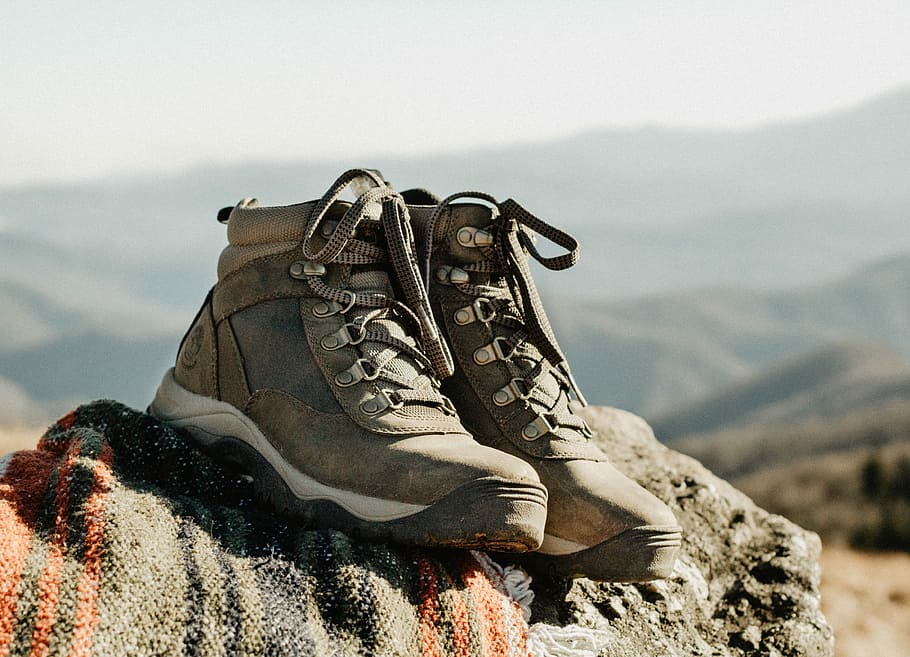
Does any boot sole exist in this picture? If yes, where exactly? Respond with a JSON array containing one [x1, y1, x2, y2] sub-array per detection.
[[521, 525, 682, 582], [149, 369, 547, 551]]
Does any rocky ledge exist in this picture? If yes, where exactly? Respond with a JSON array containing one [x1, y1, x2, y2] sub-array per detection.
[[518, 406, 834, 657]]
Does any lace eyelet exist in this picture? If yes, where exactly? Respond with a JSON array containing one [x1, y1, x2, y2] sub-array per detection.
[[522, 414, 554, 441], [492, 378, 530, 406], [473, 337, 514, 365], [360, 389, 403, 415], [290, 261, 326, 279], [456, 226, 494, 248], [313, 291, 357, 318], [335, 359, 379, 387], [435, 265, 469, 286], [453, 297, 495, 325], [313, 300, 338, 317], [320, 322, 367, 351]]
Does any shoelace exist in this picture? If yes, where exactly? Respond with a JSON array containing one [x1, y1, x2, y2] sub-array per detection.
[[421, 192, 590, 434], [299, 170, 456, 412]]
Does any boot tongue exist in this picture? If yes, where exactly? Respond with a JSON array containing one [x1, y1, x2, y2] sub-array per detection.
[[349, 268, 392, 297], [432, 205, 571, 417], [348, 269, 422, 383]]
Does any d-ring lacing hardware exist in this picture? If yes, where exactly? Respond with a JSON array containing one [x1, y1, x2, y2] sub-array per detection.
[[473, 336, 516, 366], [453, 297, 496, 326], [297, 169, 456, 416], [360, 389, 404, 415], [335, 358, 380, 387], [492, 378, 531, 406], [420, 191, 591, 436]]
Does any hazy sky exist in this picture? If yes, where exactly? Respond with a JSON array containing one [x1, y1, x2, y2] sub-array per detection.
[[3, 1, 910, 186]]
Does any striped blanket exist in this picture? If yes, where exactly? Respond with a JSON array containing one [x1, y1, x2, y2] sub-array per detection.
[[0, 401, 532, 657]]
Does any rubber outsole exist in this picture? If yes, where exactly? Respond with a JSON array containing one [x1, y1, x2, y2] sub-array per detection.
[[149, 370, 548, 551], [518, 525, 682, 582], [196, 432, 547, 551]]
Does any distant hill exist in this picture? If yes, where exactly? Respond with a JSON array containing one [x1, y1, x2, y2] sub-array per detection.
[[0, 229, 190, 340], [551, 254, 910, 413], [2, 86, 910, 300], [671, 399, 910, 481], [650, 341, 910, 441], [1, 87, 909, 420], [0, 279, 84, 352], [0, 331, 178, 422]]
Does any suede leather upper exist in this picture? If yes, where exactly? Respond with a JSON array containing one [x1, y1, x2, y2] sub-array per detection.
[[174, 194, 544, 507], [409, 199, 680, 550]]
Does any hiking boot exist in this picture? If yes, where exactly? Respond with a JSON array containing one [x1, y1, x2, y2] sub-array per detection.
[[149, 170, 547, 551], [405, 189, 681, 581]]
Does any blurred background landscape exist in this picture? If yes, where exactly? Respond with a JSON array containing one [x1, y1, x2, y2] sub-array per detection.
[[4, 89, 909, 553], [2, 3, 909, 655]]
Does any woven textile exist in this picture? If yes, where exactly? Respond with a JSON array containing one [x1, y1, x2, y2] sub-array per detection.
[[0, 401, 530, 657]]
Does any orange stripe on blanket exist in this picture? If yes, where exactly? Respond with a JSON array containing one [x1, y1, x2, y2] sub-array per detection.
[[441, 568, 472, 657], [0, 451, 59, 657], [28, 440, 83, 657], [67, 442, 113, 657], [471, 554, 529, 657], [417, 556, 444, 657], [461, 557, 509, 657], [58, 412, 76, 432]]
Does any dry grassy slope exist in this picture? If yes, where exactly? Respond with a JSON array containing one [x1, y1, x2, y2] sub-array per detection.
[[821, 547, 910, 657], [671, 399, 910, 552], [734, 440, 910, 546]]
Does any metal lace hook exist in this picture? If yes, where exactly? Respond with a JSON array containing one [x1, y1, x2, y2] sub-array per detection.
[[420, 191, 500, 293]]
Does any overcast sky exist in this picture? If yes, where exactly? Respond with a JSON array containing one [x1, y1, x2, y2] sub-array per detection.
[[2, 1, 910, 187]]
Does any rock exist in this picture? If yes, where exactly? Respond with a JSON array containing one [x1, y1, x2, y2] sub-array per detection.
[[517, 406, 834, 657]]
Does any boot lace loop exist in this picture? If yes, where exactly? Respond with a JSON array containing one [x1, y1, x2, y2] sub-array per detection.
[[421, 193, 589, 418], [300, 170, 456, 413]]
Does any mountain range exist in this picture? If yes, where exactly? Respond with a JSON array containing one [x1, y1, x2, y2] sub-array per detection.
[[650, 340, 910, 442], [3, 85, 910, 305], [1, 86, 909, 426], [1, 249, 907, 426], [550, 253, 910, 415]]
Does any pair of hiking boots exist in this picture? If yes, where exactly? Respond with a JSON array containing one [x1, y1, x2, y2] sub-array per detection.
[[150, 169, 681, 582]]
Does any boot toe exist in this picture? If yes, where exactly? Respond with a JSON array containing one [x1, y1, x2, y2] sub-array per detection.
[[531, 458, 682, 581]]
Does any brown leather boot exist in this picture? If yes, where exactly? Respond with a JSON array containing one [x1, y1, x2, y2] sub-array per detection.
[[150, 170, 547, 551], [406, 189, 681, 581]]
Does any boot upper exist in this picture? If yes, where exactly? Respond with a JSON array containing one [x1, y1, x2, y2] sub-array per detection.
[[172, 172, 543, 505], [409, 193, 680, 554], [409, 197, 602, 461]]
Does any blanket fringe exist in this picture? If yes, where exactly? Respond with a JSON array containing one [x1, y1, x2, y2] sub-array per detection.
[[478, 553, 612, 657], [527, 623, 613, 657]]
